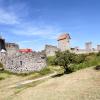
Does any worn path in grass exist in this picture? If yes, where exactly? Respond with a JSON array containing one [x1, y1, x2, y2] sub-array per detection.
[[8, 71, 57, 88], [12, 67, 100, 100], [0, 71, 57, 100], [0, 67, 100, 100]]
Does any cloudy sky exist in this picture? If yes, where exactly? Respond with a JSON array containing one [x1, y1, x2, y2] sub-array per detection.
[[0, 0, 100, 51]]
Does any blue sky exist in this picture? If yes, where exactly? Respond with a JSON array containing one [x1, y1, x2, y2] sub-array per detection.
[[0, 0, 100, 51]]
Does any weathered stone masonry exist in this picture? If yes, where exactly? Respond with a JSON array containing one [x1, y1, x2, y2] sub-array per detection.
[[4, 52, 46, 73], [0, 33, 100, 73], [0, 36, 47, 73]]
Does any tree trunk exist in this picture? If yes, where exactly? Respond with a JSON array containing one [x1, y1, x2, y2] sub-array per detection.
[[64, 66, 72, 74]]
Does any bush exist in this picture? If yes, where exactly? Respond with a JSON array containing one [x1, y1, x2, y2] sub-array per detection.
[[47, 56, 57, 66], [97, 51, 100, 56], [47, 51, 100, 74], [38, 67, 52, 75], [0, 77, 5, 80], [74, 54, 86, 64]]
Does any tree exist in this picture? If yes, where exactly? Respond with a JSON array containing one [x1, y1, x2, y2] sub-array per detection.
[[55, 50, 76, 73], [74, 54, 86, 64], [47, 56, 57, 66]]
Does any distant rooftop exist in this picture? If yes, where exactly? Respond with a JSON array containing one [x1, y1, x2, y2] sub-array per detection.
[[18, 49, 33, 53], [57, 33, 71, 41]]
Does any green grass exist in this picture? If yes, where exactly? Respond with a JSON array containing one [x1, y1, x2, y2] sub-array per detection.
[[70, 56, 100, 72], [14, 79, 46, 95], [0, 66, 58, 81], [0, 71, 11, 80]]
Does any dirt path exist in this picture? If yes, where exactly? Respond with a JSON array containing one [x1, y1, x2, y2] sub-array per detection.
[[13, 67, 100, 100], [0, 67, 100, 100], [8, 71, 57, 88]]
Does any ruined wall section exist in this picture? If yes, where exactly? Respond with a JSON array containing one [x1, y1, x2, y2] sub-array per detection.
[[4, 51, 47, 73], [0, 52, 7, 66], [45, 45, 59, 56], [5, 43, 19, 56]]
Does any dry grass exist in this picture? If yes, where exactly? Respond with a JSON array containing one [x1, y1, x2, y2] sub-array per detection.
[[0, 67, 100, 100]]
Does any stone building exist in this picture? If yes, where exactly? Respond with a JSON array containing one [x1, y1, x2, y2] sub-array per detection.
[[85, 42, 92, 52], [97, 45, 100, 51], [57, 33, 71, 51], [45, 45, 59, 56]]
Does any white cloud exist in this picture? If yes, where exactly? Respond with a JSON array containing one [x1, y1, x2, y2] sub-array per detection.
[[0, 9, 19, 25], [11, 22, 61, 38]]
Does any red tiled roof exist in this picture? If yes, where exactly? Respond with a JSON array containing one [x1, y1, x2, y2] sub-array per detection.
[[18, 49, 32, 53], [57, 33, 71, 41]]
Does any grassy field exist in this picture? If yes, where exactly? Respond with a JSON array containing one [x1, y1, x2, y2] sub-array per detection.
[[0, 66, 100, 100]]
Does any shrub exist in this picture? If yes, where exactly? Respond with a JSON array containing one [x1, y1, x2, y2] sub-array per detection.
[[88, 52, 96, 56], [97, 51, 100, 56], [74, 54, 86, 64], [38, 67, 52, 75], [47, 56, 57, 66]]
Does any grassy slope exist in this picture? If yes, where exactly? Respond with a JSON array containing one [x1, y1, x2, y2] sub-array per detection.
[[0, 66, 99, 100]]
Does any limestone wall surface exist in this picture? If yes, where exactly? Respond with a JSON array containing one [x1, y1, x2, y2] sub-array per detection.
[[5, 43, 19, 56], [4, 52, 46, 73], [45, 45, 59, 56]]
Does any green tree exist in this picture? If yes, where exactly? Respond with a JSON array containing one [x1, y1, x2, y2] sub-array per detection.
[[47, 56, 57, 65], [74, 54, 86, 64], [55, 50, 76, 73]]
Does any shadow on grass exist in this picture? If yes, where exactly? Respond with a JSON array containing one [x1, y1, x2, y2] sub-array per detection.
[[52, 68, 74, 78], [94, 65, 100, 70], [52, 73, 64, 78]]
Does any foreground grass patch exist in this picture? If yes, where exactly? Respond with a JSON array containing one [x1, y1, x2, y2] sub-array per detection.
[[0, 66, 56, 81], [0, 71, 11, 80], [14, 80, 45, 95], [70, 56, 100, 72]]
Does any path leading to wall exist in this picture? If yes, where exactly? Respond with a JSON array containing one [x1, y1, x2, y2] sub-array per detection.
[[10, 67, 100, 100], [0, 67, 100, 100], [8, 71, 57, 88]]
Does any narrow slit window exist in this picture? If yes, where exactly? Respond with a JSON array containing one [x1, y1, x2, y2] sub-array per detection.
[[20, 61, 22, 65]]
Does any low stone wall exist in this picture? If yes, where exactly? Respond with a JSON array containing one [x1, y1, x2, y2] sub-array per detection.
[[4, 52, 47, 73]]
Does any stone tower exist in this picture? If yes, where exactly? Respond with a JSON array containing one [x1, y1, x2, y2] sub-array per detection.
[[57, 33, 71, 51], [85, 42, 92, 52], [97, 45, 100, 51]]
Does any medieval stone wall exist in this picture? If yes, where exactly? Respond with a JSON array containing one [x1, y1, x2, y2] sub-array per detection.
[[45, 45, 59, 56], [0, 52, 7, 66], [5, 43, 19, 56], [4, 51, 46, 73]]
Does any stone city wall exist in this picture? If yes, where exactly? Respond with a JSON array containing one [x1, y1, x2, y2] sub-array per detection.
[[4, 51, 47, 73], [45, 45, 59, 56]]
